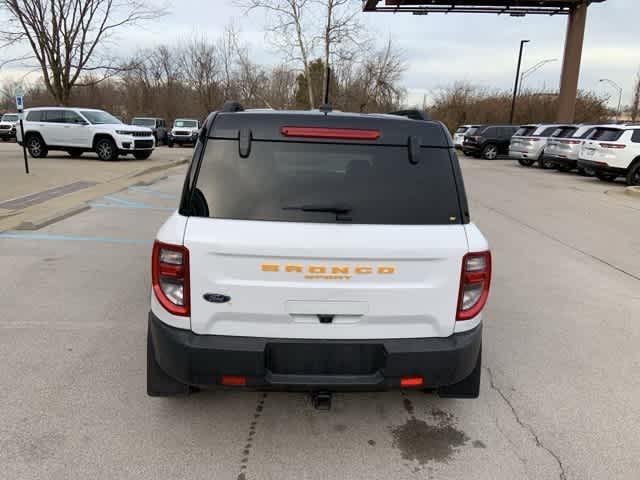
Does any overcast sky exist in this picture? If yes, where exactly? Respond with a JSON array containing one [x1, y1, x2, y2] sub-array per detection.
[[1, 0, 637, 108]]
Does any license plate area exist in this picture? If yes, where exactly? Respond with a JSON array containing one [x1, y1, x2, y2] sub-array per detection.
[[266, 342, 385, 376]]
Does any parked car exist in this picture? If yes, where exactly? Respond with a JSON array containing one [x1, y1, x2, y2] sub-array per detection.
[[132, 117, 167, 146], [509, 124, 573, 168], [462, 124, 518, 160], [167, 118, 200, 147], [543, 125, 602, 174], [147, 103, 490, 400], [453, 125, 480, 149], [578, 125, 640, 185], [17, 107, 155, 161], [0, 112, 20, 141]]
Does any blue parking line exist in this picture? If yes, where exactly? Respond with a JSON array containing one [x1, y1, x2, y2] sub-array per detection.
[[128, 186, 177, 200], [0, 232, 152, 245], [102, 195, 148, 208]]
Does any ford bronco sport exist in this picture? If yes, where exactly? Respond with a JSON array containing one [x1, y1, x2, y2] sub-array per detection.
[[147, 103, 491, 399]]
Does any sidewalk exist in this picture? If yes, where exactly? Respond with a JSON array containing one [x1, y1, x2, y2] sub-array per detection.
[[0, 142, 190, 231]]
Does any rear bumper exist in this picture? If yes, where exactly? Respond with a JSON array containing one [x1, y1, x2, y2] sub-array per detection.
[[148, 312, 482, 391], [543, 154, 577, 167], [462, 143, 481, 155], [577, 159, 627, 176]]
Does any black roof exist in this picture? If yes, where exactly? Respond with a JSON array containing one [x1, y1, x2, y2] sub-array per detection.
[[209, 110, 452, 147]]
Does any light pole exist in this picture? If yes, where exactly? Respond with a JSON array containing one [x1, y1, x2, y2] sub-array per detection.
[[518, 58, 558, 96], [510, 40, 530, 124], [599, 78, 623, 121]]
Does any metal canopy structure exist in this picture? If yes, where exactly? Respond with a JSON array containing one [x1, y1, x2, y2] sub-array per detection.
[[363, 1, 604, 16], [362, 1, 608, 122]]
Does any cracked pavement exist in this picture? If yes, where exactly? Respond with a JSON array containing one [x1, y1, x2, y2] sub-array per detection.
[[1, 155, 639, 479]]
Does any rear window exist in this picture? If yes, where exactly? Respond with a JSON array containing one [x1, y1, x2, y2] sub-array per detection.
[[190, 140, 463, 225], [514, 126, 536, 137], [588, 128, 623, 141], [455, 127, 468, 134], [552, 127, 577, 138], [533, 127, 559, 137]]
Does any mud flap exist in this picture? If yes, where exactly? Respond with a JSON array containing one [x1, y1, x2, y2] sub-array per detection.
[[147, 329, 190, 397], [437, 348, 481, 399]]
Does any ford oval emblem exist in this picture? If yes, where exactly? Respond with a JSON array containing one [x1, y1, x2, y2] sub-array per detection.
[[203, 293, 231, 304]]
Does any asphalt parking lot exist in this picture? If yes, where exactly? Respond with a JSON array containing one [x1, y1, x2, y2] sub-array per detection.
[[1, 153, 638, 479]]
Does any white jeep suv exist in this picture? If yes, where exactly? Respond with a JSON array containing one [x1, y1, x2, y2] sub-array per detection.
[[17, 107, 154, 161], [147, 103, 491, 400], [578, 125, 640, 185], [167, 118, 200, 147], [0, 113, 20, 141]]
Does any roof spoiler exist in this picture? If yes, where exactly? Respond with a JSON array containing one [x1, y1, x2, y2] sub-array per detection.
[[387, 109, 430, 121]]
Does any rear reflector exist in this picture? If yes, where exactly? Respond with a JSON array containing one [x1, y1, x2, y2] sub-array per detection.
[[280, 126, 380, 141], [456, 251, 492, 321], [221, 375, 247, 386], [400, 377, 424, 387]]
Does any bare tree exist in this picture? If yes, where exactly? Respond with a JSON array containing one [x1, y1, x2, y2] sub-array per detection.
[[1, 0, 164, 105], [237, 0, 316, 108], [631, 68, 640, 122], [179, 35, 221, 116], [316, 0, 363, 104]]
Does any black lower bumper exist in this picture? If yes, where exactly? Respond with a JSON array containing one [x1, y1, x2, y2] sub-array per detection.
[[544, 154, 576, 168], [168, 135, 197, 145], [577, 159, 626, 176], [148, 312, 482, 391], [0, 130, 16, 139], [462, 144, 481, 155]]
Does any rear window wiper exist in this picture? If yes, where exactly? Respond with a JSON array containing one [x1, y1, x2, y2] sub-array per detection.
[[282, 204, 352, 215]]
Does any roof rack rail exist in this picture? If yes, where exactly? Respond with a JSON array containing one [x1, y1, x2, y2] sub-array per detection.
[[223, 100, 244, 112]]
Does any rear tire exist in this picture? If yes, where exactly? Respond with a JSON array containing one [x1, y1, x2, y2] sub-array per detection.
[[518, 158, 535, 167], [26, 134, 48, 158], [438, 348, 481, 399], [627, 162, 640, 186], [482, 144, 498, 160], [147, 329, 190, 397], [596, 172, 618, 182], [95, 138, 118, 161], [538, 154, 551, 169]]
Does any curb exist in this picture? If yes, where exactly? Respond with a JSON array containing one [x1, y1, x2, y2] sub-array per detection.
[[0, 158, 189, 233], [625, 186, 640, 198]]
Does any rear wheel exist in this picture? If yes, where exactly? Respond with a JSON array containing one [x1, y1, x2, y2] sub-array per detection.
[[26, 134, 48, 158], [538, 154, 551, 169], [626, 162, 640, 186], [147, 329, 190, 396], [518, 158, 535, 167], [133, 151, 152, 160], [95, 138, 118, 161], [596, 172, 618, 182], [482, 144, 498, 160]]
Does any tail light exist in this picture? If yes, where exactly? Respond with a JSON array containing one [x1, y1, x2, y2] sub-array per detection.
[[599, 143, 626, 149], [559, 139, 582, 145], [457, 251, 492, 321], [152, 240, 190, 316]]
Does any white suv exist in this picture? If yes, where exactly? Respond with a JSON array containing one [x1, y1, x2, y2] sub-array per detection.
[[510, 124, 573, 168], [17, 107, 155, 161], [0, 112, 19, 141], [578, 125, 640, 185], [167, 118, 200, 147], [147, 105, 491, 400]]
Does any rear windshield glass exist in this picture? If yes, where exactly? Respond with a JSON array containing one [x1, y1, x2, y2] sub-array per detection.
[[588, 128, 623, 141], [552, 127, 577, 138], [455, 127, 468, 134], [514, 126, 536, 137], [191, 140, 462, 225], [533, 127, 559, 137]]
